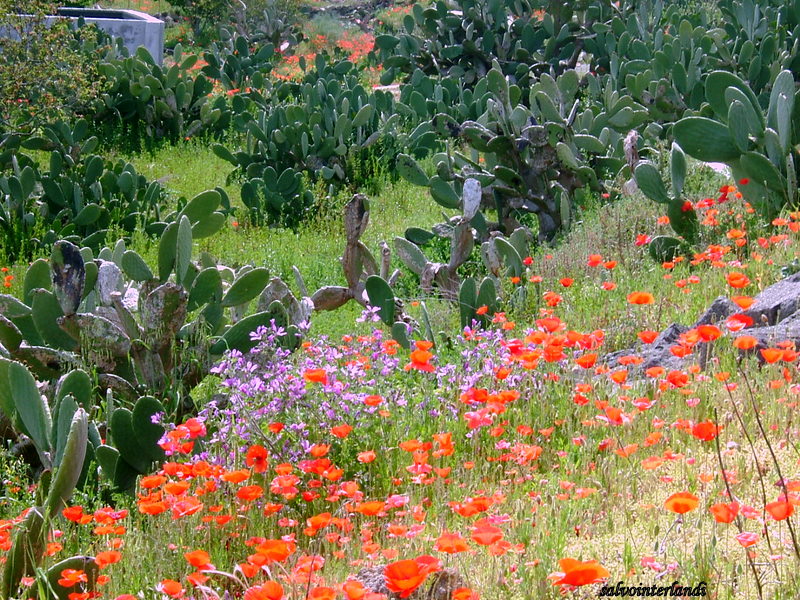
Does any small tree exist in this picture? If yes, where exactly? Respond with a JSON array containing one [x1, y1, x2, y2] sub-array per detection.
[[0, 0, 105, 133]]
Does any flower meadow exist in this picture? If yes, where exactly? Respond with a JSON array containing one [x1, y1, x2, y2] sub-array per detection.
[[3, 189, 800, 599]]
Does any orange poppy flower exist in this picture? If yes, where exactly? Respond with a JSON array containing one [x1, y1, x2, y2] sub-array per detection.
[[734, 336, 758, 350], [609, 370, 628, 384], [709, 502, 739, 524], [435, 532, 469, 554], [638, 330, 659, 344], [664, 491, 699, 514], [343, 580, 367, 600], [237, 485, 264, 502], [184, 549, 213, 570], [766, 501, 794, 521], [553, 558, 609, 587], [94, 550, 122, 569], [304, 369, 329, 384], [221, 469, 251, 484], [761, 348, 783, 364], [627, 291, 655, 305], [731, 296, 754, 309], [331, 424, 353, 439], [354, 501, 386, 517], [244, 581, 284, 600], [696, 325, 721, 342], [406, 349, 435, 373], [307, 587, 336, 600], [384, 559, 433, 598], [255, 539, 296, 563], [726, 272, 750, 288], [357, 450, 377, 463], [58, 569, 88, 587], [158, 579, 184, 598]]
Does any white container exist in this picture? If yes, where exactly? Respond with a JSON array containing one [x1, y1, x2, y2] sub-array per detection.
[[52, 8, 165, 65]]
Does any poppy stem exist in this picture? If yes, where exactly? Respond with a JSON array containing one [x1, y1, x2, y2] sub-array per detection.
[[737, 367, 800, 560], [713, 407, 765, 600], [721, 363, 778, 559]]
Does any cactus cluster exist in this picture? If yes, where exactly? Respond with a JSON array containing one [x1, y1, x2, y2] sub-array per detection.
[[213, 56, 397, 226], [634, 140, 698, 261], [373, 0, 623, 88], [1, 408, 93, 600], [202, 27, 276, 92], [673, 69, 799, 221], [0, 119, 164, 261], [397, 63, 646, 243], [394, 177, 481, 298], [0, 191, 299, 415], [262, 194, 421, 347], [95, 43, 231, 143]]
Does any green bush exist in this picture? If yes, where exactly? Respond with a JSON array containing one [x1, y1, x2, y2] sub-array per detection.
[[0, 0, 106, 132]]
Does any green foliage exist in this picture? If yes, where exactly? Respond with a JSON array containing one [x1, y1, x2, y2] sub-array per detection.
[[0, 198, 287, 413], [215, 55, 400, 228], [373, 0, 625, 88], [0, 407, 90, 598], [0, 0, 106, 131], [673, 68, 800, 222], [202, 26, 276, 92], [94, 43, 231, 147], [0, 119, 164, 262], [396, 64, 642, 243], [170, 0, 233, 39]]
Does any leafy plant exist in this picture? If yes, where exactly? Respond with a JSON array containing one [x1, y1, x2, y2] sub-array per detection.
[[0, 192, 298, 418], [673, 69, 799, 222], [0, 119, 164, 262], [0, 0, 106, 131]]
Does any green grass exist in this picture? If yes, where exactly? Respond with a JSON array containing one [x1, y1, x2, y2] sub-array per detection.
[[108, 139, 447, 339]]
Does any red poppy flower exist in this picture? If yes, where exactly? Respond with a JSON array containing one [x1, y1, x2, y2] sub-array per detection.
[[471, 523, 503, 546], [553, 558, 609, 586], [709, 502, 739, 524], [766, 500, 794, 521], [384, 559, 433, 598], [245, 445, 269, 473], [664, 491, 699, 514], [691, 421, 719, 441], [627, 291, 655, 305]]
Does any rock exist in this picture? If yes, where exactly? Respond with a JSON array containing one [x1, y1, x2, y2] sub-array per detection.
[[599, 272, 800, 379], [692, 296, 737, 327], [638, 323, 690, 371], [355, 566, 393, 597], [733, 311, 800, 350], [602, 322, 688, 375], [354, 566, 467, 600], [743, 272, 800, 326]]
